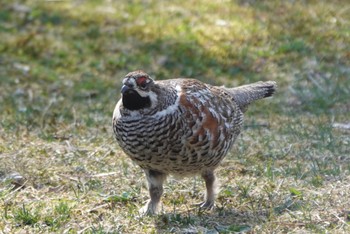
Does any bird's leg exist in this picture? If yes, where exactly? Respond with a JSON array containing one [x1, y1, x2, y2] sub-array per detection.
[[140, 169, 167, 215], [200, 170, 217, 209]]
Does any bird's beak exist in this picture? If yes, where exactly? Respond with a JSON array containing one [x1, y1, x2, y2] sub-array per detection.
[[121, 85, 129, 94]]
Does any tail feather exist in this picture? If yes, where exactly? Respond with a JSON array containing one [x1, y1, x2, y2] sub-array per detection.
[[227, 81, 277, 112]]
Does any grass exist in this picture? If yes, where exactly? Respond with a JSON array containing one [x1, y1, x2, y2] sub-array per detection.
[[0, 0, 349, 233]]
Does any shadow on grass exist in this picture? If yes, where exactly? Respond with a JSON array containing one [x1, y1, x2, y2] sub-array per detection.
[[149, 178, 305, 233], [152, 205, 281, 233]]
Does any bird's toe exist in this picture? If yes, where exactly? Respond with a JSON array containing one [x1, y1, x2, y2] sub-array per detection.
[[139, 200, 159, 216]]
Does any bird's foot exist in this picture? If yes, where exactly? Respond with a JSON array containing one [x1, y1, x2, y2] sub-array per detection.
[[139, 200, 159, 216], [194, 200, 215, 211]]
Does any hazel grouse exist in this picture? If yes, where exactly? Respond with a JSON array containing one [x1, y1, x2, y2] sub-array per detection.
[[112, 70, 276, 214]]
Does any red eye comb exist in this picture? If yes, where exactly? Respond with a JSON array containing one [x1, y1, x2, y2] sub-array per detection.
[[136, 76, 148, 86]]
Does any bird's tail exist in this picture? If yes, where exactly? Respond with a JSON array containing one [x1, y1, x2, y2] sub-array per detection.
[[227, 81, 277, 112]]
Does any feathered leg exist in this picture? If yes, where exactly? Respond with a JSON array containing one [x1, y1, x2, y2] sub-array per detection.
[[200, 170, 217, 209], [140, 169, 167, 215]]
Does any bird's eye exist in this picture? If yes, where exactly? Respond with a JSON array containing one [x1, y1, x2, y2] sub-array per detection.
[[139, 82, 147, 89]]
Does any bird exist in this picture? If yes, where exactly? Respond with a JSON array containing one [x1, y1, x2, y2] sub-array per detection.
[[112, 70, 276, 215]]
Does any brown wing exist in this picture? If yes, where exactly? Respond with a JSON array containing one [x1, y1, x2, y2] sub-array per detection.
[[176, 79, 243, 167]]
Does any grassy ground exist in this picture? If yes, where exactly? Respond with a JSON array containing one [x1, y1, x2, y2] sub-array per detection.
[[0, 0, 349, 233]]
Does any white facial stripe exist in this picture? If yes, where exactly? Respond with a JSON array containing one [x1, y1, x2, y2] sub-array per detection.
[[113, 99, 122, 119], [153, 85, 182, 118], [148, 91, 158, 108]]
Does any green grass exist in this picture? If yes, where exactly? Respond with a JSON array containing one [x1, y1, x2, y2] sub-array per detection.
[[1, 0, 349, 233]]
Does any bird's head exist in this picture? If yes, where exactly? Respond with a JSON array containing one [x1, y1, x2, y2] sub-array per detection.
[[121, 71, 157, 111]]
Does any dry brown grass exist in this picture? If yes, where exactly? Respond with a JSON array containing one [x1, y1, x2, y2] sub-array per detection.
[[1, 0, 349, 233]]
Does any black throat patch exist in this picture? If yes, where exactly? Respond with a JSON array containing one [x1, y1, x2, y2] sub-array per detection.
[[122, 90, 151, 110]]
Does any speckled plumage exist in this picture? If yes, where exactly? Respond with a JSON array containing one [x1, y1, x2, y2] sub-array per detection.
[[112, 71, 276, 214]]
